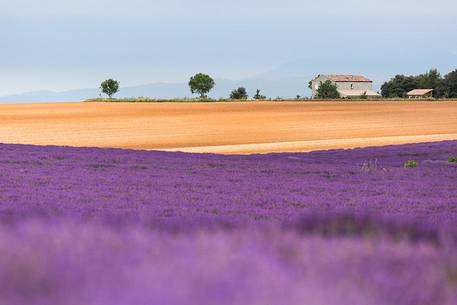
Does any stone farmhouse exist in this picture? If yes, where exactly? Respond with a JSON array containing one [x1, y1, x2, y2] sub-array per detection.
[[310, 75, 381, 98]]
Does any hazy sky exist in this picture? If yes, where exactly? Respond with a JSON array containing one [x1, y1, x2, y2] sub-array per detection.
[[1, 0, 457, 95]]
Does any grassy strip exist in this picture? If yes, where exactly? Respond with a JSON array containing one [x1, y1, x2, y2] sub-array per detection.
[[84, 97, 457, 103]]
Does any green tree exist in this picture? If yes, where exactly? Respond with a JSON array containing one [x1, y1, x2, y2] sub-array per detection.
[[381, 69, 449, 98], [316, 80, 340, 99], [418, 69, 441, 89], [443, 70, 457, 98], [417, 69, 446, 98], [253, 89, 266, 100], [230, 87, 248, 100], [189, 73, 215, 98], [100, 79, 120, 98], [381, 75, 419, 98]]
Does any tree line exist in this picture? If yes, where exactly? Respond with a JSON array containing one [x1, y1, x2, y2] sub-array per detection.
[[381, 69, 457, 98], [100, 69, 457, 100], [100, 73, 266, 100]]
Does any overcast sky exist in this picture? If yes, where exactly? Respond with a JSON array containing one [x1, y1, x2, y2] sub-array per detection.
[[1, 0, 457, 95]]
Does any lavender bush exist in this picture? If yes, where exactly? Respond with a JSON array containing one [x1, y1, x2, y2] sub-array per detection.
[[0, 141, 457, 305]]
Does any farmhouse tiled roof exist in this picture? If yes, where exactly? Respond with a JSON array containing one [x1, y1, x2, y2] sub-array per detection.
[[407, 89, 434, 96], [325, 75, 373, 82]]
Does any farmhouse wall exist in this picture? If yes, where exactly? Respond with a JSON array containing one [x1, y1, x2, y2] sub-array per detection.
[[311, 75, 373, 97]]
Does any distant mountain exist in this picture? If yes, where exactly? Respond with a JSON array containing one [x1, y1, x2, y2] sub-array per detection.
[[1, 50, 455, 103], [0, 89, 98, 103], [257, 50, 457, 93], [0, 78, 308, 103]]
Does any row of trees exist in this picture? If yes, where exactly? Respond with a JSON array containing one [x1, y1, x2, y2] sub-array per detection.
[[381, 69, 457, 98], [189, 73, 268, 99], [314, 69, 457, 99], [100, 73, 267, 100], [101, 69, 457, 100]]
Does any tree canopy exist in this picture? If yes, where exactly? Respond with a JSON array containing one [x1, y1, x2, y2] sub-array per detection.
[[316, 80, 340, 99], [189, 73, 215, 98], [100, 79, 120, 99], [230, 87, 248, 100], [253, 89, 266, 100], [443, 70, 457, 98], [381, 75, 419, 98], [381, 69, 457, 98]]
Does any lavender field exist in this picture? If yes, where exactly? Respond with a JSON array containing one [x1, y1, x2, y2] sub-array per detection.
[[1, 141, 457, 305]]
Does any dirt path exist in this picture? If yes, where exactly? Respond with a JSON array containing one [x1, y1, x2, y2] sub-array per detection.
[[0, 101, 456, 154]]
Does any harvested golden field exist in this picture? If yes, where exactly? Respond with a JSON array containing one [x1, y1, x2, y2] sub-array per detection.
[[0, 101, 456, 154]]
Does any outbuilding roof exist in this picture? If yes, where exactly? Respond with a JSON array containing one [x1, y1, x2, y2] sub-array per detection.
[[324, 75, 373, 83], [407, 89, 434, 96]]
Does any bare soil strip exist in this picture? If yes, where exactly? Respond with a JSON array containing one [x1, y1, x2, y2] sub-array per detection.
[[162, 134, 457, 154], [0, 101, 456, 154]]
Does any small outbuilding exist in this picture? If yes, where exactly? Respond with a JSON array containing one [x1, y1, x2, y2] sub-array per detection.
[[407, 89, 434, 99]]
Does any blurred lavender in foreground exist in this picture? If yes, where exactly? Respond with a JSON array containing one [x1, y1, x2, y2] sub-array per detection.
[[0, 141, 456, 304], [1, 221, 456, 305]]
